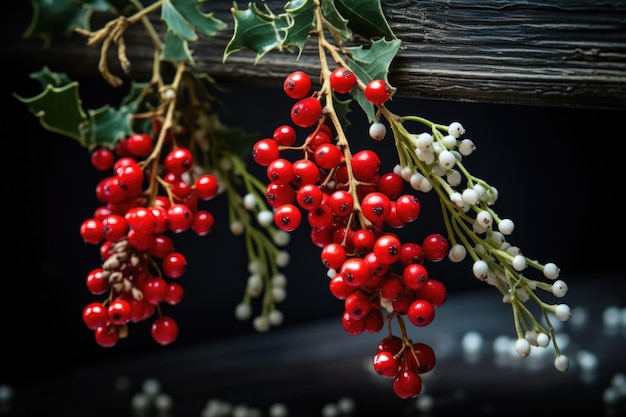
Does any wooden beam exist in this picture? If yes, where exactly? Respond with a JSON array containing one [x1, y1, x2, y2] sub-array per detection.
[[7, 0, 626, 110]]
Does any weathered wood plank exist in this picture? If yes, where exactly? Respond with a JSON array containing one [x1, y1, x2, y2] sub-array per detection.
[[7, 0, 626, 110]]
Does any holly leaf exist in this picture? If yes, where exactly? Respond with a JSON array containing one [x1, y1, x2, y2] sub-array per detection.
[[161, 0, 227, 64], [83, 105, 134, 150], [223, 0, 315, 62], [24, 0, 92, 46], [14, 80, 88, 145], [170, 0, 227, 37], [344, 38, 401, 123], [162, 31, 196, 64], [28, 66, 74, 88], [320, 0, 351, 46], [334, 0, 396, 41], [332, 94, 353, 131]]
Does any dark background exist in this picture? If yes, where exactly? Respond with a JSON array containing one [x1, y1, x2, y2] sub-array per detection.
[[2, 2, 625, 416]]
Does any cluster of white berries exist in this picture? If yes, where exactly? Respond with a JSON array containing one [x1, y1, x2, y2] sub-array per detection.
[[376, 115, 573, 372]]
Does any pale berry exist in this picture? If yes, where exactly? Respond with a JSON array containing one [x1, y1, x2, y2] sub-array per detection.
[[448, 121, 465, 138], [369, 122, 386, 141], [554, 354, 570, 372]]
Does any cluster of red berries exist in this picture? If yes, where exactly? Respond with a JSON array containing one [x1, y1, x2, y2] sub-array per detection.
[[251, 70, 450, 398], [79, 126, 220, 347]]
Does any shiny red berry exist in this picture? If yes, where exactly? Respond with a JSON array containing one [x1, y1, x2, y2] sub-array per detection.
[[151, 316, 179, 345], [329, 67, 357, 94], [283, 71, 312, 99], [422, 233, 449, 262], [365, 79, 393, 105], [291, 97, 322, 128]]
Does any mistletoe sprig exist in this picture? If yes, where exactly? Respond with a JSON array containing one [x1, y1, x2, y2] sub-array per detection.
[[224, 0, 572, 371]]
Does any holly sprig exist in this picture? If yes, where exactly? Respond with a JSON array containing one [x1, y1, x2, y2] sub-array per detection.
[[16, 0, 292, 331], [224, 0, 572, 370]]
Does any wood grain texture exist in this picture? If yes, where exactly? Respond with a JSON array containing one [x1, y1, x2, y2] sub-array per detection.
[[7, 0, 626, 110]]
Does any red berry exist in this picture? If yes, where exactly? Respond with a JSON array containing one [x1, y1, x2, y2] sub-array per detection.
[[296, 184, 324, 210], [422, 233, 449, 262], [377, 335, 403, 354], [393, 369, 423, 399], [373, 350, 401, 378], [107, 299, 132, 325], [273, 124, 297, 146], [195, 174, 219, 200], [402, 263, 429, 291], [360, 192, 392, 223], [416, 278, 447, 308], [94, 325, 119, 348], [314, 143, 343, 169], [291, 159, 320, 187], [191, 210, 214, 236], [327, 190, 354, 217], [365, 79, 393, 105], [252, 138, 280, 166], [151, 316, 179, 345], [125, 133, 154, 157], [86, 268, 109, 295], [165, 282, 184, 305], [162, 251, 187, 279], [164, 148, 193, 175], [283, 71, 312, 99], [167, 203, 193, 233], [267, 158, 295, 185], [395, 194, 421, 222], [80, 218, 104, 245], [340, 258, 372, 288], [291, 97, 322, 128], [344, 291, 372, 320], [125, 206, 156, 235], [143, 277, 168, 304], [274, 204, 302, 232], [321, 242, 347, 270], [405, 342, 436, 374], [329, 67, 357, 94], [329, 272, 356, 300], [351, 150, 380, 181], [407, 299, 435, 327], [341, 310, 366, 335], [373, 234, 402, 265], [82, 302, 108, 330], [90, 147, 115, 171]]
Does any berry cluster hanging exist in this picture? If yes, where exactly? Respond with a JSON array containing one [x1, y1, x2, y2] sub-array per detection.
[[15, 0, 573, 400]]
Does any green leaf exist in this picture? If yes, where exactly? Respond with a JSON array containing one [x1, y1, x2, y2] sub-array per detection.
[[344, 38, 401, 123], [223, 1, 315, 62], [334, 0, 396, 41], [162, 31, 196, 64], [14, 82, 88, 145], [24, 0, 92, 46], [29, 66, 74, 88], [224, 3, 290, 62], [282, 0, 316, 56], [320, 0, 351, 46], [162, 1, 198, 41], [83, 105, 134, 149], [171, 0, 227, 37]]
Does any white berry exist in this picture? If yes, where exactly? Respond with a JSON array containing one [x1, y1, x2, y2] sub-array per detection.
[[448, 121, 465, 138], [551, 280, 568, 297], [555, 304, 572, 321], [472, 259, 489, 280], [543, 262, 560, 279], [554, 354, 570, 372], [369, 122, 386, 140], [515, 338, 531, 357]]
